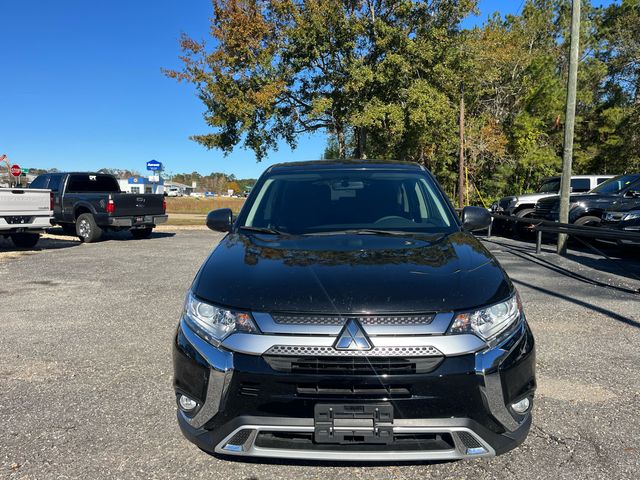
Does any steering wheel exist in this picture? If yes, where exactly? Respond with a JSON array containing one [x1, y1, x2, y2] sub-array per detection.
[[374, 215, 408, 225]]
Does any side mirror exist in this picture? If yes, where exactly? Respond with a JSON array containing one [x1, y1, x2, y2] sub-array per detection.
[[206, 208, 233, 232], [461, 206, 492, 232]]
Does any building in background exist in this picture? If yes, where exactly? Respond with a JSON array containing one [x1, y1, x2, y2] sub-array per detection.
[[164, 181, 194, 196], [118, 177, 165, 194]]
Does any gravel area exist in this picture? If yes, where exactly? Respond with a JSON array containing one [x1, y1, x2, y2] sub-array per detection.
[[1, 229, 638, 479]]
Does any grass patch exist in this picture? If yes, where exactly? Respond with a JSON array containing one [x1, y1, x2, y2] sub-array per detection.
[[165, 214, 206, 226], [165, 197, 245, 214]]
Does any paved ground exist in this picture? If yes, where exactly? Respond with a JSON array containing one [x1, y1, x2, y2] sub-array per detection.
[[1, 229, 638, 479]]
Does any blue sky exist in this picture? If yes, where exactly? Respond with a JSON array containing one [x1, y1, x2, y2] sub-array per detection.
[[0, 0, 614, 179]]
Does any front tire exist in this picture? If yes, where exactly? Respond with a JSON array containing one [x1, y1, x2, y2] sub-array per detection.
[[131, 227, 153, 239], [574, 215, 601, 227], [76, 213, 103, 243], [10, 233, 40, 248], [513, 208, 536, 237]]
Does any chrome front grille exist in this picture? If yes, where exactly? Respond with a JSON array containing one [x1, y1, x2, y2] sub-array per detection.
[[272, 314, 435, 326], [264, 345, 442, 357]]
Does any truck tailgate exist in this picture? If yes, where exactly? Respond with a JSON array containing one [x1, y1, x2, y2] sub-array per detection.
[[0, 188, 51, 216], [111, 194, 165, 217]]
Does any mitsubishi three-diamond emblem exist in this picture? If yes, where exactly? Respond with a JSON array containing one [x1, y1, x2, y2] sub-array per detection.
[[334, 319, 372, 351]]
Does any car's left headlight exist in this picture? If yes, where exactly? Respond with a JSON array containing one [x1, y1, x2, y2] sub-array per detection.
[[448, 293, 522, 342], [183, 291, 259, 344], [622, 211, 640, 221]]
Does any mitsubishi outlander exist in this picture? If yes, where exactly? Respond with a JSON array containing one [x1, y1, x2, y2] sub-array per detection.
[[172, 160, 536, 462]]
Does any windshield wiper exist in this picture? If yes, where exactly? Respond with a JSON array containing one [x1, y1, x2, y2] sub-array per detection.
[[239, 226, 288, 236], [306, 229, 444, 239]]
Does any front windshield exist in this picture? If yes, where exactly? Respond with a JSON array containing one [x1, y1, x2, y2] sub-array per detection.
[[590, 174, 640, 194], [538, 178, 560, 193], [240, 169, 458, 235]]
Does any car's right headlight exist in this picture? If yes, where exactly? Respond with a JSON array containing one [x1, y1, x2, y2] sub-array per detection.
[[448, 293, 522, 342], [183, 291, 259, 345]]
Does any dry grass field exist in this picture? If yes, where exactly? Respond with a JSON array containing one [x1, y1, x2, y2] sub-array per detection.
[[165, 196, 245, 215]]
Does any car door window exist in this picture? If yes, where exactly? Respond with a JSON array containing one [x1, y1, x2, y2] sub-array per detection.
[[48, 175, 62, 192], [570, 179, 590, 192]]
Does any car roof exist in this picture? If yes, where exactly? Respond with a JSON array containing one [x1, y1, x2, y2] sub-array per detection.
[[541, 174, 614, 181], [267, 159, 424, 173]]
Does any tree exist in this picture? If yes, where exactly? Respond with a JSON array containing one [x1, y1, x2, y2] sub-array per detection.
[[165, 0, 476, 163], [167, 0, 639, 203]]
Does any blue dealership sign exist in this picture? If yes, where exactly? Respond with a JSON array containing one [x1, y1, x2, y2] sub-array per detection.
[[146, 160, 162, 171]]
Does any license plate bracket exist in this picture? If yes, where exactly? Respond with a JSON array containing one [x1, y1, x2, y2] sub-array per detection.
[[314, 404, 393, 444]]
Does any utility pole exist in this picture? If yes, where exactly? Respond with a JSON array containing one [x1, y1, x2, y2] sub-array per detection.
[[557, 0, 581, 254], [458, 85, 465, 209]]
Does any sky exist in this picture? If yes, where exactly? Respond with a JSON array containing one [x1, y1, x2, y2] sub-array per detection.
[[0, 0, 615, 179]]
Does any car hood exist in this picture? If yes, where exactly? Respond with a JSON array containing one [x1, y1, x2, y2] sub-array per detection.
[[537, 193, 600, 206], [193, 232, 512, 314], [516, 192, 556, 202]]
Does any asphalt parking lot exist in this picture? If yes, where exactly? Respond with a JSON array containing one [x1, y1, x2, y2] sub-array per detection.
[[1, 228, 639, 479]]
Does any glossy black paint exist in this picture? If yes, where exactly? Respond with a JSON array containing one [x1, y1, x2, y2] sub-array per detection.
[[461, 206, 492, 232], [173, 328, 209, 404], [195, 162, 513, 313], [193, 231, 512, 313], [174, 319, 536, 455], [206, 208, 233, 232]]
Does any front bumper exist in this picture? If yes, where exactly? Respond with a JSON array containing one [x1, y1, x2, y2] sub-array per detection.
[[173, 317, 536, 461]]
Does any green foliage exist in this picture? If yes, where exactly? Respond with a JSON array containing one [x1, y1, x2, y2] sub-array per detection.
[[168, 0, 640, 202]]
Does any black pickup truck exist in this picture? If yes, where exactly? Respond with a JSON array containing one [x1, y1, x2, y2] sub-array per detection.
[[29, 172, 167, 242]]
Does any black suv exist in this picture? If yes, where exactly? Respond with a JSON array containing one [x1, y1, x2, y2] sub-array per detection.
[[173, 160, 535, 462], [534, 173, 640, 226]]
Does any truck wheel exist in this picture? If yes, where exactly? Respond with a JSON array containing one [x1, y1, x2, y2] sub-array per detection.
[[76, 213, 103, 243], [131, 227, 153, 239], [514, 208, 536, 237], [574, 215, 601, 227], [10, 233, 40, 248]]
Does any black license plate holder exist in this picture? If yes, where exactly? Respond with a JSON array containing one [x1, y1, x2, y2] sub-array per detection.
[[314, 404, 394, 444]]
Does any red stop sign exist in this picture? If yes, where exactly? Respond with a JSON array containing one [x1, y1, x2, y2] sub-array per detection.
[[10, 164, 21, 177]]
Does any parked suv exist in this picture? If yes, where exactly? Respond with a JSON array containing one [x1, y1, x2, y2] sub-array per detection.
[[534, 173, 640, 226], [491, 175, 611, 232], [173, 160, 536, 462]]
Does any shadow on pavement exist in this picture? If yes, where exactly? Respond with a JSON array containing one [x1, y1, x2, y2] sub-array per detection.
[[206, 450, 454, 468], [0, 234, 80, 253], [483, 237, 640, 295], [46, 227, 176, 242], [512, 278, 640, 330]]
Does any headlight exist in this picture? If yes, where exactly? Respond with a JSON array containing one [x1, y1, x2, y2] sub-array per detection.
[[622, 211, 640, 221], [184, 292, 258, 344], [448, 293, 522, 341]]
